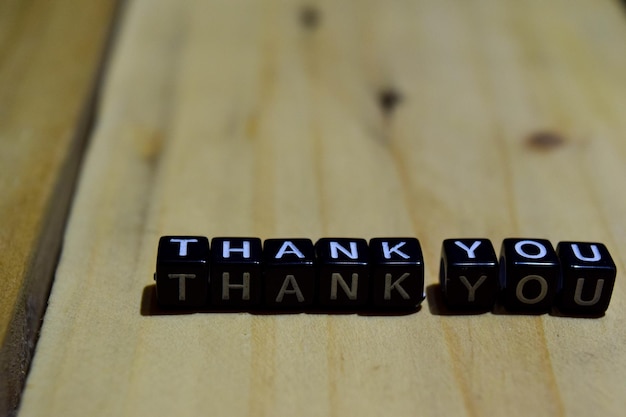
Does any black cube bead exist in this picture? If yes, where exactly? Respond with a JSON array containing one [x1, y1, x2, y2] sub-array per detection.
[[315, 238, 369, 308], [155, 236, 209, 308], [263, 239, 315, 309], [500, 238, 560, 312], [210, 237, 262, 308], [369, 238, 424, 309], [556, 241, 616, 315], [440, 238, 499, 310]]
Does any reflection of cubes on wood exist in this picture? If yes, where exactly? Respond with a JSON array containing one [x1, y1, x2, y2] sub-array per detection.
[[315, 238, 369, 308], [210, 237, 262, 309], [263, 239, 316, 309], [369, 238, 424, 309], [500, 239, 560, 313], [440, 238, 499, 310], [155, 236, 209, 307], [556, 242, 616, 315]]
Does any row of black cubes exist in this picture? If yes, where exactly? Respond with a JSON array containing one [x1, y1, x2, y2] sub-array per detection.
[[155, 236, 616, 314]]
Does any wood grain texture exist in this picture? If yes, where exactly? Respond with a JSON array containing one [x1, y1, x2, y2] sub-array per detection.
[[17, 0, 626, 416], [0, 0, 119, 414]]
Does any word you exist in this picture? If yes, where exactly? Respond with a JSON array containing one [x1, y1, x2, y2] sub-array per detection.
[[154, 236, 616, 314]]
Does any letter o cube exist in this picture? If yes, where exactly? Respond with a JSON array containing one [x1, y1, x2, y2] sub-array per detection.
[[500, 238, 560, 312]]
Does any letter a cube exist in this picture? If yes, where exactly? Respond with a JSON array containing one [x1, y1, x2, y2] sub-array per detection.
[[263, 239, 316, 309]]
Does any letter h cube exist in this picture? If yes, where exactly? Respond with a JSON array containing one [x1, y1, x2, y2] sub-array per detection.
[[210, 237, 262, 308]]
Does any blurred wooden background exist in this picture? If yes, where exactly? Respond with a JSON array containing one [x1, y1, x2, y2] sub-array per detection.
[[0, 0, 118, 413], [2, 0, 626, 416]]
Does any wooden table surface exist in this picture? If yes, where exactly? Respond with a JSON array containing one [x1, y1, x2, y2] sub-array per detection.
[[0, 0, 118, 413], [2, 1, 626, 416]]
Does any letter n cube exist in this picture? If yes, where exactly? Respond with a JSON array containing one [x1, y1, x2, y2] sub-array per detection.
[[316, 238, 369, 308], [500, 238, 559, 312]]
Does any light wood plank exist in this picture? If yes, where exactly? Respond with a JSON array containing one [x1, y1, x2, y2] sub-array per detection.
[[0, 0, 119, 413], [17, 0, 626, 416]]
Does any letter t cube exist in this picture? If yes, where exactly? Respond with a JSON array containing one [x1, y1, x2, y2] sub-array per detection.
[[155, 236, 209, 308]]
